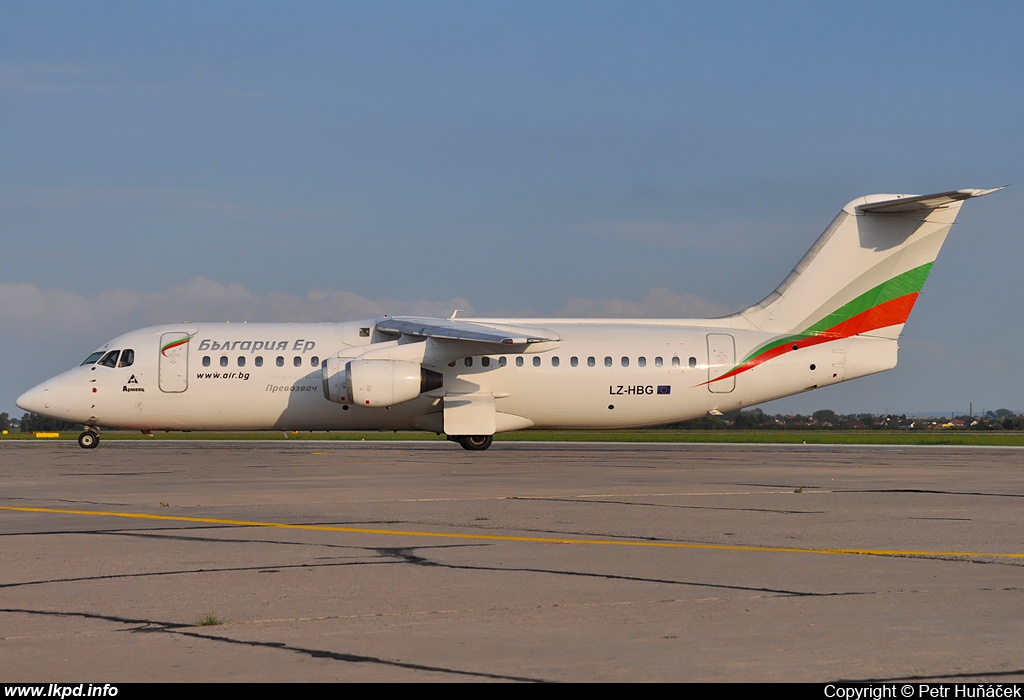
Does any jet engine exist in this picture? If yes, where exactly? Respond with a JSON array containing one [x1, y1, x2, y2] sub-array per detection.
[[322, 357, 442, 407]]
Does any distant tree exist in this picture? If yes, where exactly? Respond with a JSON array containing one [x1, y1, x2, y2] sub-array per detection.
[[812, 409, 839, 426], [0, 412, 9, 431], [671, 415, 725, 430], [1003, 414, 1024, 430], [19, 412, 80, 433], [733, 408, 768, 429], [856, 413, 877, 428]]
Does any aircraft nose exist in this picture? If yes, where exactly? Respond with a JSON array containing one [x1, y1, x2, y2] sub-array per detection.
[[17, 378, 59, 414]]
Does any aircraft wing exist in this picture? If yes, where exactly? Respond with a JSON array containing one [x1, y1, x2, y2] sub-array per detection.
[[376, 317, 560, 345]]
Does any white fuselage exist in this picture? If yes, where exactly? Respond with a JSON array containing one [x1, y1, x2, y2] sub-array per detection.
[[18, 318, 896, 433], [19, 188, 994, 447]]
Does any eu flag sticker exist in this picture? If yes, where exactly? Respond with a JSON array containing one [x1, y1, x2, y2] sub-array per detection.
[[657, 385, 671, 395]]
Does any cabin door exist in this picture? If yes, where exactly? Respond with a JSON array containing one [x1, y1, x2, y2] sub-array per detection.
[[159, 331, 191, 393], [706, 333, 736, 393]]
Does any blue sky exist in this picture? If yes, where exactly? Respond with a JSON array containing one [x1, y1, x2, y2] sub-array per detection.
[[3, 1, 1023, 418]]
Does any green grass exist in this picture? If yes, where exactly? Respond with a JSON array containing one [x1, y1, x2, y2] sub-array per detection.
[[5, 429, 1024, 447]]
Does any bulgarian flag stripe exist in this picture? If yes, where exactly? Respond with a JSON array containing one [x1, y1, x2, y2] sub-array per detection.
[[161, 334, 195, 357], [706, 263, 932, 384], [803, 262, 932, 337]]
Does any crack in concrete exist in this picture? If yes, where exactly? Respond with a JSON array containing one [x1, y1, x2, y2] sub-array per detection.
[[0, 607, 547, 682]]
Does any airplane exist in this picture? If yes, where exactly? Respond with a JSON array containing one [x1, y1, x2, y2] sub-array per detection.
[[16, 187, 1000, 451]]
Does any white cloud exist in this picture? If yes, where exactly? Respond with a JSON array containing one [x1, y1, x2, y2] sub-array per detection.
[[0, 278, 476, 339], [0, 279, 735, 338], [0, 64, 98, 93]]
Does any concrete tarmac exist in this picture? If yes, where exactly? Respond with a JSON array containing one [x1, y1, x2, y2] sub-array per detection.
[[1, 440, 1022, 683]]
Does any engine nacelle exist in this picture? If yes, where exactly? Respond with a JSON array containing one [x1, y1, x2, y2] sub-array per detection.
[[322, 356, 352, 404], [322, 358, 442, 407]]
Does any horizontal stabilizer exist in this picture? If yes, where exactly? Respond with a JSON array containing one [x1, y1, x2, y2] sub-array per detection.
[[857, 187, 1004, 214]]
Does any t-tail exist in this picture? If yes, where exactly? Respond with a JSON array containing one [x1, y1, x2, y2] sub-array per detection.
[[716, 188, 1001, 389]]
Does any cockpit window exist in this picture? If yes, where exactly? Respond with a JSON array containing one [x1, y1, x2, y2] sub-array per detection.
[[118, 349, 135, 368], [99, 351, 119, 368], [81, 351, 105, 366]]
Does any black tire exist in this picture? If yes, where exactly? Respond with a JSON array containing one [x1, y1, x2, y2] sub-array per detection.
[[458, 435, 493, 451], [78, 430, 100, 449]]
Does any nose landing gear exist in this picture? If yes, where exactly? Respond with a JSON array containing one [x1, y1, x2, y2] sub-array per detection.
[[77, 430, 100, 449]]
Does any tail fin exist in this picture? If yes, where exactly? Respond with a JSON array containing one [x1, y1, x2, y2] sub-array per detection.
[[735, 188, 1001, 340]]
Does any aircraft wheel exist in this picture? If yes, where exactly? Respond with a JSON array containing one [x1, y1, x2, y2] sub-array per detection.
[[458, 435, 493, 451], [78, 430, 100, 449]]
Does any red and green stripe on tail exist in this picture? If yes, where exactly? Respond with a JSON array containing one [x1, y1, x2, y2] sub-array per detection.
[[709, 262, 932, 384]]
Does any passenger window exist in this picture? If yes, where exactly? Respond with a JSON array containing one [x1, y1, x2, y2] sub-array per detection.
[[533, 357, 541, 367], [276, 356, 284, 367], [672, 357, 680, 367], [202, 356, 211, 367], [621, 357, 629, 367], [604, 357, 612, 367], [220, 356, 228, 367], [638, 357, 646, 368], [255, 356, 263, 367], [570, 357, 578, 367], [293, 356, 302, 367], [311, 356, 319, 367], [81, 351, 105, 366], [465, 357, 473, 367], [515, 357, 524, 367], [551, 357, 559, 367], [481, 357, 490, 368], [588, 357, 596, 367], [238, 356, 246, 367], [99, 351, 119, 368], [498, 357, 507, 367], [689, 357, 697, 368], [118, 349, 135, 368], [655, 357, 663, 367]]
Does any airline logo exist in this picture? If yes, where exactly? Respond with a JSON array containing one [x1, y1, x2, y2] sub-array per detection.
[[195, 338, 317, 354], [161, 333, 197, 357]]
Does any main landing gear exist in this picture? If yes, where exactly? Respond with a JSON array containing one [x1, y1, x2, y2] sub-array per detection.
[[451, 435, 494, 451], [77, 430, 100, 449]]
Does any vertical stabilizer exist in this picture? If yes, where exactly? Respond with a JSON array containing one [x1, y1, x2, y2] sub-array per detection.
[[735, 188, 1000, 341]]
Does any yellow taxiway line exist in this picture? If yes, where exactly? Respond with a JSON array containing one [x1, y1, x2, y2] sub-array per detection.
[[3, 505, 1022, 559]]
